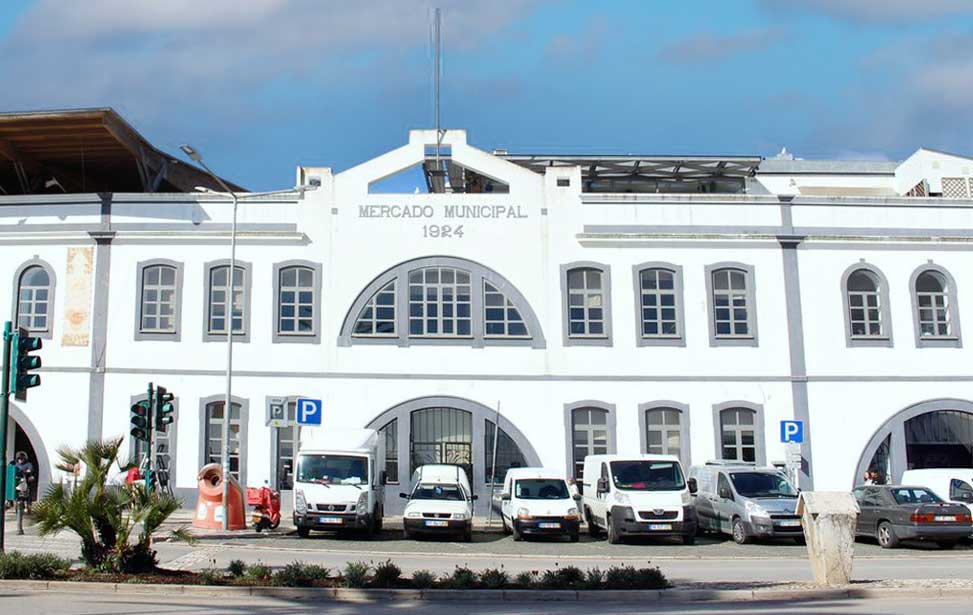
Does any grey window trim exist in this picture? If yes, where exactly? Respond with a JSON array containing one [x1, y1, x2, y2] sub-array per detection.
[[337, 256, 545, 348], [272, 260, 322, 344], [638, 400, 691, 466], [909, 262, 961, 348], [202, 259, 252, 343], [12, 257, 56, 340], [129, 392, 178, 489], [711, 401, 766, 466], [705, 262, 757, 347], [562, 400, 617, 479], [134, 259, 183, 341], [561, 261, 613, 347], [198, 394, 249, 488], [632, 262, 685, 347], [841, 261, 892, 348]]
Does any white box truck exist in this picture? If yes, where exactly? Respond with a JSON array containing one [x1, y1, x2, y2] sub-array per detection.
[[292, 428, 385, 538]]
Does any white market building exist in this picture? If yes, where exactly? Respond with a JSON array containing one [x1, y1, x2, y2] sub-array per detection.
[[3, 108, 973, 511]]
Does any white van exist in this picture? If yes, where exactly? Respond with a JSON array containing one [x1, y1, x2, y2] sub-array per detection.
[[400, 464, 478, 542], [901, 469, 973, 515], [499, 468, 581, 542], [582, 454, 698, 544], [292, 429, 385, 538]]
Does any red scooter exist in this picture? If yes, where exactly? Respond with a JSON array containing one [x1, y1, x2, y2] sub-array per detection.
[[246, 484, 281, 531]]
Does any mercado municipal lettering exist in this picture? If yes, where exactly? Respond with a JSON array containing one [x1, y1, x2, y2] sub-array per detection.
[[3, 110, 973, 514]]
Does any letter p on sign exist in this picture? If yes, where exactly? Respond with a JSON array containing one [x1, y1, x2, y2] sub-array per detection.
[[296, 398, 322, 426], [780, 420, 803, 443]]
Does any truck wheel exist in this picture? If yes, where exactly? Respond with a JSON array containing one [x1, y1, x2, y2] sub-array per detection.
[[403, 529, 414, 540], [877, 521, 899, 549], [938, 540, 958, 550], [732, 518, 751, 545], [682, 533, 696, 546], [361, 517, 375, 539], [297, 527, 310, 538], [512, 525, 522, 542], [586, 508, 602, 537], [570, 532, 580, 543], [463, 527, 473, 543], [502, 516, 512, 535], [607, 515, 622, 545], [793, 536, 806, 546], [374, 508, 383, 532]]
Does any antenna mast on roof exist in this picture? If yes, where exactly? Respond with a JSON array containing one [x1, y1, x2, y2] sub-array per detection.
[[434, 7, 444, 166]]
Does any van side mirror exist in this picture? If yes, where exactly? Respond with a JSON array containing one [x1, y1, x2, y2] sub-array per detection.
[[687, 477, 698, 495], [596, 478, 608, 494], [500, 493, 511, 501], [399, 492, 408, 499], [718, 487, 733, 500], [471, 494, 479, 501], [380, 471, 388, 486]]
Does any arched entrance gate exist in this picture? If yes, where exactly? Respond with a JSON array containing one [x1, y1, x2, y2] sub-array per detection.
[[366, 396, 541, 515], [855, 399, 973, 486]]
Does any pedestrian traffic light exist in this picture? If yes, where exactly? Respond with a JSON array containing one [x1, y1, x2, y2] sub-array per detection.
[[154, 385, 175, 432], [144, 467, 156, 492], [130, 400, 151, 442], [10, 327, 42, 402]]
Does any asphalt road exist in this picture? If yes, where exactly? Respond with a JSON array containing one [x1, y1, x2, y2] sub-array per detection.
[[0, 591, 970, 615]]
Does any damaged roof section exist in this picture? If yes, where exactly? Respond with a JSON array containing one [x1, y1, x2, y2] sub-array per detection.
[[0, 108, 245, 195]]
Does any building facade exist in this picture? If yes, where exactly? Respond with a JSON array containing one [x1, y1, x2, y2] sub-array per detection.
[[4, 125, 973, 512]]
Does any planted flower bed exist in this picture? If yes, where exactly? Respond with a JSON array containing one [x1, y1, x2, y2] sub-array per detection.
[[0, 552, 670, 591]]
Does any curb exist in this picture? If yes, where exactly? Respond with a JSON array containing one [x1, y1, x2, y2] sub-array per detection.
[[3, 579, 973, 602]]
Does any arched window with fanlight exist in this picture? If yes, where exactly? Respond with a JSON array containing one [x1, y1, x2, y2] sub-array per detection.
[[13, 259, 56, 339], [841, 262, 892, 347], [338, 256, 544, 348], [910, 264, 961, 348]]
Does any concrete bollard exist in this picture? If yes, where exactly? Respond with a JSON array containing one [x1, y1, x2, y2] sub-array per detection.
[[796, 492, 860, 586]]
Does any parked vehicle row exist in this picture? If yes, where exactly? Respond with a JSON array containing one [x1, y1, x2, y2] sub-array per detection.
[[286, 428, 973, 549]]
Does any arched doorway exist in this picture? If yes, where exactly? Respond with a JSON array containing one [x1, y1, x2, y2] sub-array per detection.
[[366, 396, 540, 514], [6, 403, 52, 499], [855, 399, 973, 486]]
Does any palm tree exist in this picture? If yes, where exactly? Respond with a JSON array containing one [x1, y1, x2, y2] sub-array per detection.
[[33, 437, 190, 572]]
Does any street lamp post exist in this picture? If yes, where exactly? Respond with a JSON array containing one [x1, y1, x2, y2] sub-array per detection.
[[180, 144, 238, 531]]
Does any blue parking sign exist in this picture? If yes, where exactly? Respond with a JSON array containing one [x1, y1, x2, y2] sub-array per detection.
[[780, 420, 803, 443], [296, 398, 322, 426]]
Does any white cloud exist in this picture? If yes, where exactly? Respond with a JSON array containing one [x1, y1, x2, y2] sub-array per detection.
[[759, 0, 973, 24], [657, 28, 782, 65]]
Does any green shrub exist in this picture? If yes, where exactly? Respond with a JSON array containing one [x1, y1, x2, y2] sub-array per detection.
[[446, 565, 477, 589], [513, 570, 537, 588], [243, 563, 272, 583], [603, 564, 668, 590], [0, 552, 71, 580], [342, 561, 371, 588], [538, 565, 585, 590], [198, 567, 225, 585], [371, 559, 401, 588], [478, 567, 508, 589], [583, 567, 604, 590], [227, 559, 247, 577], [411, 569, 436, 589], [273, 561, 331, 587]]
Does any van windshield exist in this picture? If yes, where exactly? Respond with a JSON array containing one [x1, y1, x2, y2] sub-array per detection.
[[412, 483, 466, 501], [515, 479, 569, 500], [729, 472, 797, 498], [296, 455, 367, 485], [610, 461, 685, 491]]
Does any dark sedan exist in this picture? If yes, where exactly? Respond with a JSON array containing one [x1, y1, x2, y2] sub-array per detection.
[[853, 485, 973, 549]]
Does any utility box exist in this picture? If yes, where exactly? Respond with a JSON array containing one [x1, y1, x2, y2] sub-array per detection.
[[796, 491, 860, 585]]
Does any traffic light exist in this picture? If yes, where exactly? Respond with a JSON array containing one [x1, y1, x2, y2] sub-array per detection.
[[130, 400, 151, 442], [144, 468, 155, 491], [11, 327, 42, 402], [154, 386, 175, 432]]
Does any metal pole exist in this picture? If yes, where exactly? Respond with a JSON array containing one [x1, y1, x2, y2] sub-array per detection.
[[487, 402, 500, 525], [222, 190, 238, 530], [0, 321, 11, 552]]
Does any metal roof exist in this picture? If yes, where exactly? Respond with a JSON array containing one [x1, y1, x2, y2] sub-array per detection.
[[501, 154, 762, 180], [0, 107, 245, 195]]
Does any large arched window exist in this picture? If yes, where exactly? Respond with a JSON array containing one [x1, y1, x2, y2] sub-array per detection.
[[338, 257, 545, 348], [841, 262, 892, 347], [14, 260, 56, 338], [199, 397, 248, 485], [910, 264, 961, 348]]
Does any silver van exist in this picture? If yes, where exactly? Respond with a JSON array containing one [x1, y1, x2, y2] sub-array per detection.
[[689, 462, 803, 544]]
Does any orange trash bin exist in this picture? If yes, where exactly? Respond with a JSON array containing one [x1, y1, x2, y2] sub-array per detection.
[[193, 463, 246, 530]]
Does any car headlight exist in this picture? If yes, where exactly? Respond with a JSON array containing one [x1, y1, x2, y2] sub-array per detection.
[[746, 501, 769, 519], [615, 492, 630, 506], [295, 490, 307, 514], [357, 492, 368, 514], [681, 491, 692, 506], [516, 507, 530, 519], [451, 512, 468, 520], [566, 507, 579, 520], [406, 511, 422, 519]]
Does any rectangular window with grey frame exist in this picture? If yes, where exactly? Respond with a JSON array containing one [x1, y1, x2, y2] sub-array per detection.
[[208, 266, 245, 334], [140, 265, 178, 333], [567, 268, 605, 337], [712, 269, 750, 337], [278, 266, 315, 335]]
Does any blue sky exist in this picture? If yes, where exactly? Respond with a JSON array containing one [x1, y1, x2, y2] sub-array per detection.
[[1, 0, 972, 191]]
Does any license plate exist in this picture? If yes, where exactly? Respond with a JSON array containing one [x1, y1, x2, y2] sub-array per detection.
[[538, 522, 561, 529], [319, 516, 342, 524], [935, 515, 955, 522], [425, 520, 449, 527], [648, 523, 672, 531], [778, 519, 801, 527]]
